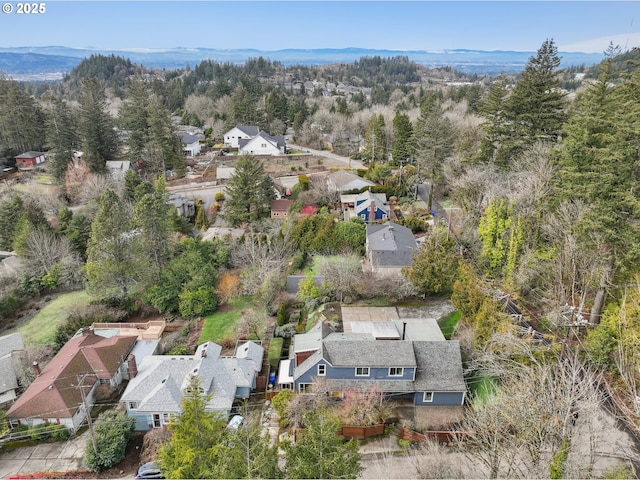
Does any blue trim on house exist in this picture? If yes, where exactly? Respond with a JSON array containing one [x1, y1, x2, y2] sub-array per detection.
[[414, 391, 465, 406], [295, 359, 416, 389]]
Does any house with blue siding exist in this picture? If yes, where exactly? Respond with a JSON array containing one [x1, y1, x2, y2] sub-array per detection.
[[120, 340, 263, 431], [341, 191, 390, 222], [283, 319, 466, 408]]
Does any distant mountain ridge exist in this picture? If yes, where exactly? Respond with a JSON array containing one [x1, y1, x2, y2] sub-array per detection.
[[0, 46, 606, 80]]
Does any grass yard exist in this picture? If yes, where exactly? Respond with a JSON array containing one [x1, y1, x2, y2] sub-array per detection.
[[198, 296, 258, 344], [16, 290, 92, 345], [439, 310, 462, 340], [468, 373, 499, 405]]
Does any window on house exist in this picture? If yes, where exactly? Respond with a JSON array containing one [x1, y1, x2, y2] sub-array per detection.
[[423, 391, 434, 403], [153, 414, 161, 428], [355, 367, 370, 377], [128, 402, 138, 410], [389, 367, 404, 377], [261, 143, 267, 148], [299, 383, 312, 393], [99, 378, 110, 384], [317, 364, 326, 376]]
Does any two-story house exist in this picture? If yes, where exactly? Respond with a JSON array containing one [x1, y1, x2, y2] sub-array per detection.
[[238, 131, 286, 156], [340, 190, 390, 222], [224, 125, 260, 149], [280, 313, 466, 409]]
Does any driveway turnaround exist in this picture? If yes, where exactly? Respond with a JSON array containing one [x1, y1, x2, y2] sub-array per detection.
[[0, 431, 89, 478]]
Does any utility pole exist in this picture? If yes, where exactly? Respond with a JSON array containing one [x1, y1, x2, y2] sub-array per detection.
[[77, 374, 97, 453]]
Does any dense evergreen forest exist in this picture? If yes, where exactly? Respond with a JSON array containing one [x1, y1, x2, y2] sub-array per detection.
[[2, 41, 640, 478]]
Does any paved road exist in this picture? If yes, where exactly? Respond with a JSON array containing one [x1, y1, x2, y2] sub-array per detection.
[[0, 431, 90, 478]]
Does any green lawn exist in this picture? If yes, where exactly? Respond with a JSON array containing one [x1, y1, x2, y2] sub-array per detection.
[[15, 291, 92, 345], [198, 296, 258, 344], [439, 310, 462, 340], [468, 373, 499, 405]]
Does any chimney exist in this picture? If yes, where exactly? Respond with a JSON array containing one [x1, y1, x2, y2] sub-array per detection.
[[127, 354, 138, 379], [32, 361, 41, 376], [402, 322, 407, 341], [369, 201, 376, 222]]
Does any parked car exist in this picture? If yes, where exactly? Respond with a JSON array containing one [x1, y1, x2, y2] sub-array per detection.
[[135, 462, 164, 480], [226, 414, 244, 431]]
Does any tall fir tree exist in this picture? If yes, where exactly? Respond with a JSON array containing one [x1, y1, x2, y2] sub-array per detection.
[[84, 189, 142, 300], [0, 77, 45, 154], [391, 110, 415, 166], [44, 96, 79, 182], [223, 156, 275, 226], [78, 78, 119, 173], [504, 39, 567, 163]]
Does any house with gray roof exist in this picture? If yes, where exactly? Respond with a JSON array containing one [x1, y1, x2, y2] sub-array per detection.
[[179, 133, 201, 157], [224, 125, 260, 149], [120, 340, 263, 431], [0, 332, 25, 407], [239, 131, 286, 156], [286, 327, 466, 407], [327, 170, 376, 193], [365, 221, 417, 277]]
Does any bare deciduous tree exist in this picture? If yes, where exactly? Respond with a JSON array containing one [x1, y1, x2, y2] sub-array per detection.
[[24, 228, 83, 287]]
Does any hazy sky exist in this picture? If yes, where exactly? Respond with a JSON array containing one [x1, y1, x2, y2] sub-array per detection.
[[1, 1, 638, 53]]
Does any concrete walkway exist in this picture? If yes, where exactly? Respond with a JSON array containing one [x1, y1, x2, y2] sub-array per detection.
[[0, 430, 90, 478]]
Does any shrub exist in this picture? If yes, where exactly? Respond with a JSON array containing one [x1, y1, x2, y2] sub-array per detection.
[[84, 410, 135, 472], [289, 312, 301, 323], [277, 303, 287, 326], [272, 389, 294, 423], [275, 323, 297, 339], [214, 192, 225, 202], [29, 424, 50, 440], [167, 344, 189, 355], [50, 424, 70, 440]]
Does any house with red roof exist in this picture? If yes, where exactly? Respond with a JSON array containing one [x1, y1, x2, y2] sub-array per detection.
[[6, 329, 137, 433]]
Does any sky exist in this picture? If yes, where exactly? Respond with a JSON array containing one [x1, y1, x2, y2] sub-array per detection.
[[0, 1, 638, 53]]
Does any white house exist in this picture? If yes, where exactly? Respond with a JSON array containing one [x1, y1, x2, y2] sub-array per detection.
[[179, 133, 201, 157], [238, 131, 286, 156], [224, 125, 260, 149]]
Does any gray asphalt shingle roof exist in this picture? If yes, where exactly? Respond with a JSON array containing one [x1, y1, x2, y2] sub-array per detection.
[[323, 335, 417, 368], [366, 222, 417, 267], [121, 341, 263, 413], [412, 341, 466, 392]]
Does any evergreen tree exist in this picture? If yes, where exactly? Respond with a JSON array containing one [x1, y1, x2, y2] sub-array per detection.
[[44, 96, 78, 182], [0, 77, 45, 154], [119, 78, 150, 161], [84, 189, 142, 300], [159, 376, 227, 479], [363, 114, 386, 164], [133, 178, 172, 282], [223, 156, 275, 226], [414, 94, 456, 209], [504, 39, 566, 163], [224, 409, 282, 479], [391, 110, 414, 166], [0, 195, 24, 250], [402, 225, 460, 296], [477, 74, 512, 165], [554, 47, 640, 322], [284, 408, 362, 479], [78, 78, 119, 172]]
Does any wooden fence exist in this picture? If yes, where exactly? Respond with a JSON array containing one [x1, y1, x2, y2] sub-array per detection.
[[340, 422, 385, 439]]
